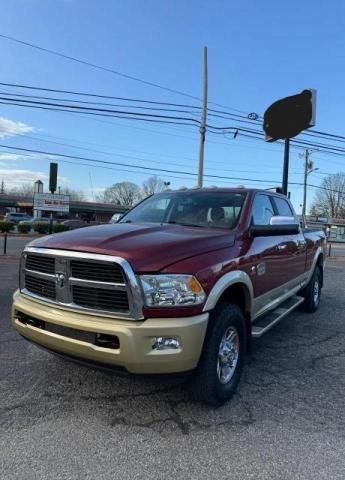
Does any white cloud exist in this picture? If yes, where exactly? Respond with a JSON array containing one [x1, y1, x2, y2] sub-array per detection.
[[0, 152, 59, 167], [0, 153, 31, 163], [0, 169, 69, 190], [0, 117, 34, 139]]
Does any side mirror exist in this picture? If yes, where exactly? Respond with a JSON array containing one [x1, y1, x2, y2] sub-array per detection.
[[269, 216, 298, 226], [250, 216, 300, 237]]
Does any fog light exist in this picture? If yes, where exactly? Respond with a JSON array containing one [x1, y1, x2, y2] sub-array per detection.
[[152, 337, 180, 350]]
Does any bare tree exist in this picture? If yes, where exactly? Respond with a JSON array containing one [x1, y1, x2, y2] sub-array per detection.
[[0, 179, 5, 194], [60, 187, 86, 201], [142, 176, 165, 197], [101, 182, 141, 206], [9, 183, 34, 197], [310, 173, 345, 219]]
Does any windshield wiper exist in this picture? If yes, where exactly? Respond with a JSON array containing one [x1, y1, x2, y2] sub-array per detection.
[[166, 221, 204, 228]]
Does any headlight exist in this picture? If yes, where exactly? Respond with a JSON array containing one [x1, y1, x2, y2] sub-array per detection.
[[139, 274, 206, 307]]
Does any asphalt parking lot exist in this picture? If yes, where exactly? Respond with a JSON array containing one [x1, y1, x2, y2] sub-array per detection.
[[0, 235, 36, 255], [1, 256, 345, 480]]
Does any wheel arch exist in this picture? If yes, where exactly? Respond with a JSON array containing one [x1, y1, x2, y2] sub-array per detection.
[[316, 253, 324, 287], [203, 271, 254, 352]]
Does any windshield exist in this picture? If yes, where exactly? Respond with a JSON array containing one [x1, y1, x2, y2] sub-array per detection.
[[120, 191, 246, 230]]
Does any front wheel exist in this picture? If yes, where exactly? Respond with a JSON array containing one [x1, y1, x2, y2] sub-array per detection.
[[189, 303, 246, 406], [301, 265, 322, 313]]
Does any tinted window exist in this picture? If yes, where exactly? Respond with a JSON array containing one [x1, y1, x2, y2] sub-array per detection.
[[125, 196, 172, 223], [274, 197, 294, 217], [121, 192, 246, 229], [251, 194, 275, 226]]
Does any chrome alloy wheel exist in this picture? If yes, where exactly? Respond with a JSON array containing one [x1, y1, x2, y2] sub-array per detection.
[[217, 326, 240, 384]]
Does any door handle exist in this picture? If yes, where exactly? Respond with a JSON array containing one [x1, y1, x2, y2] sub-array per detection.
[[277, 244, 287, 251]]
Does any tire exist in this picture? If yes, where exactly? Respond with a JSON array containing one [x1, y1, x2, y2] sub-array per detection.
[[189, 303, 246, 406], [300, 265, 322, 313]]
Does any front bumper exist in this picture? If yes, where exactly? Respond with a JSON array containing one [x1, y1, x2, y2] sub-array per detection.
[[12, 291, 209, 374]]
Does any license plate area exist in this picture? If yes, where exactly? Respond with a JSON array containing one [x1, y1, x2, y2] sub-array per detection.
[[15, 311, 120, 349]]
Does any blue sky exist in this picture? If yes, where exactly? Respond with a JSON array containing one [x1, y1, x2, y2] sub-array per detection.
[[0, 0, 344, 212]]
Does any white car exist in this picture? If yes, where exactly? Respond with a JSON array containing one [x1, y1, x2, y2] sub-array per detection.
[[19, 217, 52, 225], [109, 213, 124, 224]]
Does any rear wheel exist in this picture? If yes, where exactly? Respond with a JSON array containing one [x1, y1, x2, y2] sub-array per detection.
[[301, 265, 322, 313], [189, 303, 246, 406]]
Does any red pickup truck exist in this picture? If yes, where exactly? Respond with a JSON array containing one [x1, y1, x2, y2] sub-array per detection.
[[12, 188, 326, 405]]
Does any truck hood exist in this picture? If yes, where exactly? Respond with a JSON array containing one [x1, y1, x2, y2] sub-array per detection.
[[29, 223, 235, 272]]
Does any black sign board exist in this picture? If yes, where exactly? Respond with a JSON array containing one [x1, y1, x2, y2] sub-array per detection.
[[263, 89, 316, 141], [49, 163, 58, 194]]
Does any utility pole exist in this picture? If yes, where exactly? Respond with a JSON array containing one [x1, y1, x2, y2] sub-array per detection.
[[300, 149, 319, 226], [197, 46, 208, 188]]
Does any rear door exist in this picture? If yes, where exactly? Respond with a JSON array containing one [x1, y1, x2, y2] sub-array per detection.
[[271, 195, 306, 283]]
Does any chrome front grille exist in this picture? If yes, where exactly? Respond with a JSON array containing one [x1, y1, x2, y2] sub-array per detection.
[[26, 253, 55, 274], [25, 273, 56, 300], [72, 285, 129, 312], [70, 260, 124, 283], [21, 248, 144, 320]]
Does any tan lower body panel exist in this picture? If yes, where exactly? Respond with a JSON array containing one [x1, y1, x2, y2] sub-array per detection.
[[12, 291, 209, 374]]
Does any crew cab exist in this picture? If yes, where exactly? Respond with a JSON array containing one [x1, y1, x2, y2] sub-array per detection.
[[12, 188, 326, 405]]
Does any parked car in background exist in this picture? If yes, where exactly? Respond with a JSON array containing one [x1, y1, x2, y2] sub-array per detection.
[[109, 213, 124, 224], [18, 217, 54, 226], [5, 213, 32, 223], [61, 219, 86, 230]]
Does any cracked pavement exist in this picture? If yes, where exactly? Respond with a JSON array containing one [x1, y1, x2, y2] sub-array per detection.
[[1, 257, 345, 480]]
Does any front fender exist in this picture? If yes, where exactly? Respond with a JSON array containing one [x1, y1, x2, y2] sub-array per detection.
[[202, 270, 254, 316]]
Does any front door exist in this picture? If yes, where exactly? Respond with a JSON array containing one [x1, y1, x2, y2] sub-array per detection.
[[244, 193, 290, 298]]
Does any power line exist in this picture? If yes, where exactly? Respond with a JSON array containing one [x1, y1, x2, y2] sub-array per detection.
[[0, 100, 198, 127], [0, 88, 258, 126], [0, 81, 249, 120], [0, 95, 267, 136], [0, 33, 249, 115], [0, 150, 198, 183], [5, 94, 345, 157], [0, 82, 202, 110], [4, 80, 345, 146], [3, 141, 345, 198], [0, 82, 256, 126], [4, 93, 345, 165], [0, 143, 284, 184], [0, 33, 204, 101], [21, 133, 305, 175], [214, 126, 345, 156], [0, 95, 201, 124], [2, 145, 344, 200], [0, 90, 201, 116], [2, 82, 345, 168]]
